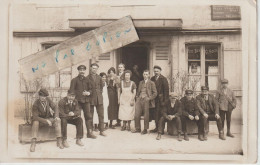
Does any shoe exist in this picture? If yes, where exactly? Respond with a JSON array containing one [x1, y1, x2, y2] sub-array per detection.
[[150, 128, 158, 133], [177, 133, 182, 141], [184, 133, 189, 141], [62, 139, 70, 148], [227, 132, 235, 138], [57, 137, 64, 149], [115, 122, 121, 127], [87, 133, 97, 139], [203, 133, 208, 141], [109, 124, 116, 129], [30, 138, 36, 152], [156, 134, 161, 140], [141, 129, 148, 135], [131, 129, 141, 133], [76, 139, 84, 146], [219, 131, 226, 140], [121, 126, 126, 131], [94, 128, 99, 132], [198, 134, 204, 141], [100, 131, 107, 136]]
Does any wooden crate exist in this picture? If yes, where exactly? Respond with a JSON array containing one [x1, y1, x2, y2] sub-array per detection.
[[18, 124, 56, 143]]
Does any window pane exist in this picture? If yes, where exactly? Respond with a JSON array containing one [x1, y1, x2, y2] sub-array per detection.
[[206, 61, 218, 75], [60, 74, 71, 88], [205, 45, 218, 60], [48, 74, 56, 88], [188, 46, 201, 60], [188, 61, 201, 74], [206, 75, 219, 90]]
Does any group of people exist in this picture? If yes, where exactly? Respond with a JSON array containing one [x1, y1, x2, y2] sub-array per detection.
[[29, 63, 237, 152]]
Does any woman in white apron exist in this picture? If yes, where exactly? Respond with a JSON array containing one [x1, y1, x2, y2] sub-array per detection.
[[93, 72, 109, 131], [118, 70, 137, 131]]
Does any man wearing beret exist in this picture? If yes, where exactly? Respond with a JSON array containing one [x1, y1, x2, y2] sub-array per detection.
[[30, 88, 63, 152], [156, 92, 182, 141], [180, 90, 201, 141], [216, 79, 237, 138], [150, 65, 169, 133], [196, 86, 225, 141], [58, 90, 84, 148], [70, 65, 96, 139], [86, 63, 106, 137]]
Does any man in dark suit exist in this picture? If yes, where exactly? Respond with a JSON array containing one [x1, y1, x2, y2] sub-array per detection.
[[180, 90, 201, 141], [86, 63, 106, 137], [156, 92, 182, 141], [216, 79, 237, 138], [70, 65, 96, 139], [58, 90, 84, 148], [150, 65, 169, 133], [196, 86, 225, 141], [30, 88, 63, 152], [132, 70, 157, 134]]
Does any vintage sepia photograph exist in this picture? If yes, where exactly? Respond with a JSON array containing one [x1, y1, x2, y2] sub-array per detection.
[[0, 0, 257, 163]]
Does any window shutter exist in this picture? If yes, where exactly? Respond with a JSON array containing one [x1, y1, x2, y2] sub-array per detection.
[[155, 45, 169, 60]]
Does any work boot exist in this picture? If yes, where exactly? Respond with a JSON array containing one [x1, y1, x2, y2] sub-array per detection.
[[156, 133, 161, 140], [150, 128, 158, 133], [76, 139, 84, 146], [141, 129, 148, 135], [227, 131, 235, 138], [62, 139, 70, 148], [131, 129, 141, 133], [177, 133, 182, 141], [100, 131, 107, 136], [184, 133, 189, 141], [198, 134, 204, 141], [57, 137, 64, 149], [203, 133, 208, 141], [219, 131, 226, 140], [87, 132, 97, 139], [30, 138, 36, 152]]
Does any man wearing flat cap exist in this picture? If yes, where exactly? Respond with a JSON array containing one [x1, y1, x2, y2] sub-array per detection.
[[86, 63, 106, 137], [70, 65, 96, 139], [150, 65, 169, 133], [156, 92, 182, 141], [30, 88, 63, 152], [180, 90, 201, 141], [196, 86, 225, 141], [216, 79, 237, 138], [58, 90, 84, 148]]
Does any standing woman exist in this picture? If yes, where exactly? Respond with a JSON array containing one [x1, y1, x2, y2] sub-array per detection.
[[118, 70, 137, 131], [107, 67, 119, 129]]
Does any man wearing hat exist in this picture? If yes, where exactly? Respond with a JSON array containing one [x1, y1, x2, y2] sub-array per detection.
[[150, 65, 169, 133], [58, 90, 84, 148], [86, 63, 106, 137], [156, 92, 182, 141], [180, 90, 201, 141], [216, 79, 237, 138], [30, 88, 63, 152], [70, 65, 96, 139], [196, 86, 225, 141]]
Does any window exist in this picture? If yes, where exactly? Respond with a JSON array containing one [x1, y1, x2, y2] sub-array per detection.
[[187, 44, 220, 91]]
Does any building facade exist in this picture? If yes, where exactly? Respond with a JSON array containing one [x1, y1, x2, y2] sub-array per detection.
[[11, 3, 242, 121]]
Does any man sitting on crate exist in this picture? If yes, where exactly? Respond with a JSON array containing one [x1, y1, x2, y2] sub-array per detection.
[[196, 86, 225, 141], [58, 90, 84, 148], [30, 88, 63, 152], [180, 90, 201, 141], [156, 92, 182, 141]]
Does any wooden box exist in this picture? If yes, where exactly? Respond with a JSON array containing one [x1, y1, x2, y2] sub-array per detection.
[[18, 124, 56, 143]]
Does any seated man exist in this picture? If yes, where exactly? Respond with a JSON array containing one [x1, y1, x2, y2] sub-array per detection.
[[156, 92, 182, 141], [180, 90, 201, 141], [59, 90, 84, 148], [30, 88, 63, 152], [196, 86, 225, 141], [132, 70, 157, 134]]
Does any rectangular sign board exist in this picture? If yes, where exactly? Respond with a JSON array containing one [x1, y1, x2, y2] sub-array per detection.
[[19, 16, 139, 81], [211, 5, 241, 20]]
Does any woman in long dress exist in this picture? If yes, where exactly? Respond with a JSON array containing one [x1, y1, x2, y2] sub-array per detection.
[[93, 72, 109, 131], [107, 67, 119, 129], [118, 70, 137, 131]]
